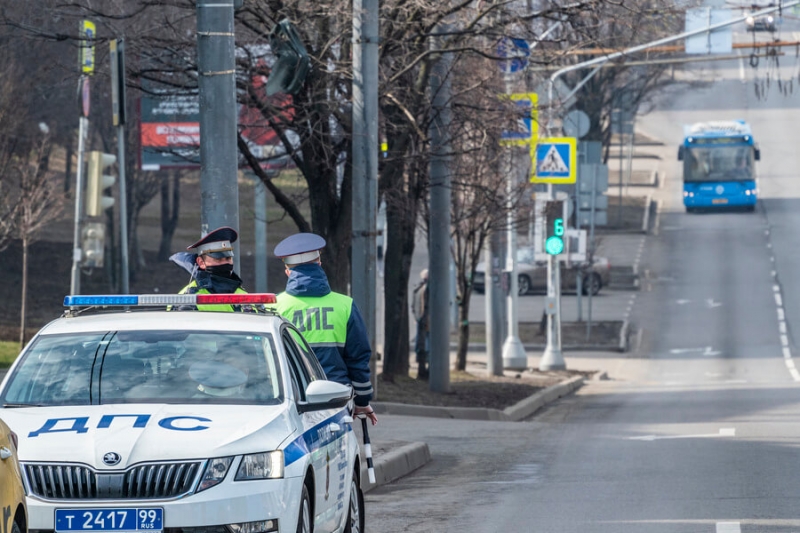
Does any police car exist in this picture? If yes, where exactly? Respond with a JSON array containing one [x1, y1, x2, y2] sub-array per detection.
[[0, 293, 365, 533]]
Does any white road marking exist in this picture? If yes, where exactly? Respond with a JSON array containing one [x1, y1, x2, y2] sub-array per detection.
[[784, 347, 792, 360], [771, 270, 777, 278], [717, 522, 741, 533], [773, 284, 781, 292], [676, 299, 691, 305], [775, 293, 783, 307], [706, 298, 722, 308], [778, 308, 785, 321], [629, 428, 735, 442], [669, 346, 720, 356], [780, 322, 787, 334], [703, 346, 721, 357], [781, 334, 789, 347]]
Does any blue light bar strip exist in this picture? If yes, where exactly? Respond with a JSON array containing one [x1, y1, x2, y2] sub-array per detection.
[[64, 295, 139, 307]]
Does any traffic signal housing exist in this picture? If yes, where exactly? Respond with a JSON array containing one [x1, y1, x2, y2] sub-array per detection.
[[81, 222, 105, 267], [544, 200, 565, 256], [85, 151, 116, 217]]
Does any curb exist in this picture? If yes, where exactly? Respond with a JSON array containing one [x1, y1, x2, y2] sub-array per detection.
[[372, 374, 586, 422], [362, 441, 431, 494]]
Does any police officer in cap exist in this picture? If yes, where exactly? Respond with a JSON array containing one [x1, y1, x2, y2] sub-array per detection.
[[273, 232, 378, 425], [170, 226, 255, 312]]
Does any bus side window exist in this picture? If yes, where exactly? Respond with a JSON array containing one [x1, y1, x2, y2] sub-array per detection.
[[678, 146, 684, 161]]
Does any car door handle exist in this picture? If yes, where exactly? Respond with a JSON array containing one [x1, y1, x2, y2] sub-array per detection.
[[0, 446, 11, 460]]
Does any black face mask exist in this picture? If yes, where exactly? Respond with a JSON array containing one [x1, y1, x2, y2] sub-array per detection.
[[204, 263, 234, 278]]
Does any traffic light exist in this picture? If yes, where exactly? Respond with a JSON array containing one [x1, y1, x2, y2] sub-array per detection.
[[544, 200, 565, 256], [81, 222, 105, 267], [85, 151, 116, 217], [266, 19, 310, 96]]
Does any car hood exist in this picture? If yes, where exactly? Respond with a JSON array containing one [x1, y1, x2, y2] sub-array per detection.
[[1, 404, 295, 468]]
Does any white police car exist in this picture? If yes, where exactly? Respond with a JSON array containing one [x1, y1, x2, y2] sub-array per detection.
[[0, 293, 365, 533]]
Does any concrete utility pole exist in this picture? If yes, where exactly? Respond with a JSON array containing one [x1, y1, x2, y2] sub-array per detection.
[[428, 35, 453, 393], [196, 0, 239, 258], [351, 0, 379, 390]]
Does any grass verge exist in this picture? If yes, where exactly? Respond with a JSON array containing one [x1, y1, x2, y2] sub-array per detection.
[[0, 341, 20, 368]]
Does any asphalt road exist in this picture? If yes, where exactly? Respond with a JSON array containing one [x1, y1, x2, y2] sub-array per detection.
[[366, 49, 800, 531]]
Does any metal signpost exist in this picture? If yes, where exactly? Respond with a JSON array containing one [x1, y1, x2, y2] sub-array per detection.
[[70, 21, 96, 296]]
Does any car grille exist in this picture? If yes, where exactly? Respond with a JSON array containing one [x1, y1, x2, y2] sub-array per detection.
[[23, 461, 203, 500]]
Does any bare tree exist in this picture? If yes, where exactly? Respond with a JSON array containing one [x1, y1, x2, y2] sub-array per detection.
[[12, 131, 65, 346]]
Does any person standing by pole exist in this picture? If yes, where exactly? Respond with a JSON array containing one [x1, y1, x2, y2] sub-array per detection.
[[411, 269, 430, 380]]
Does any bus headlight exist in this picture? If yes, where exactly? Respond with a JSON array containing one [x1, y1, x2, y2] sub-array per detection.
[[745, 190, 751, 196]]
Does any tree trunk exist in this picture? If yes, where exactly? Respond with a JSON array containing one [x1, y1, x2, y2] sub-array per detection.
[[64, 142, 73, 193], [157, 171, 180, 261], [19, 234, 27, 349], [455, 286, 472, 370], [380, 193, 416, 381]]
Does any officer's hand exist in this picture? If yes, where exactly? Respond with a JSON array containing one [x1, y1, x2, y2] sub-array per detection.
[[354, 405, 378, 425]]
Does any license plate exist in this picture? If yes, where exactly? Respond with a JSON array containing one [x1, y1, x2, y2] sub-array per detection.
[[55, 508, 163, 532], [712, 198, 728, 204]]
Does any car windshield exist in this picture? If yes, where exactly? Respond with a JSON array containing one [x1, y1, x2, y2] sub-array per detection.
[[1, 330, 283, 406]]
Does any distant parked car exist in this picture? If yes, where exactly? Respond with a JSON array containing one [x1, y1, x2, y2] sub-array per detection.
[[473, 248, 611, 296]]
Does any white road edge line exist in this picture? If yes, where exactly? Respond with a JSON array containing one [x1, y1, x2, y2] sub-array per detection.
[[717, 522, 741, 533]]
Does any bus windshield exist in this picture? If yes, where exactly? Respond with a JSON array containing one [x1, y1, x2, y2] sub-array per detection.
[[684, 146, 754, 183]]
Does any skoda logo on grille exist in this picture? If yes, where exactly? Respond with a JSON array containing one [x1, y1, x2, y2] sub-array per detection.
[[103, 452, 122, 466]]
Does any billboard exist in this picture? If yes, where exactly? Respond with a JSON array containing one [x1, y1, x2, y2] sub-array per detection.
[[140, 50, 297, 173]]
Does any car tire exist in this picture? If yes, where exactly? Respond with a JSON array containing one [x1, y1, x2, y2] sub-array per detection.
[[518, 275, 531, 296], [296, 483, 312, 533], [582, 273, 602, 296], [12, 520, 21, 533], [344, 468, 365, 533]]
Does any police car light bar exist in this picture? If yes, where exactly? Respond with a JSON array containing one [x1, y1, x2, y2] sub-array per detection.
[[64, 294, 278, 307]]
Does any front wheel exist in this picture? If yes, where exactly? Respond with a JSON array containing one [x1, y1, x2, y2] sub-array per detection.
[[344, 468, 365, 533], [582, 272, 602, 296], [518, 275, 531, 296], [296, 483, 312, 533], [12, 520, 21, 533]]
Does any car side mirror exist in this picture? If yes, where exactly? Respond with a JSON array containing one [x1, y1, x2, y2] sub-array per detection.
[[677, 146, 684, 161], [297, 380, 352, 413], [754, 148, 761, 161]]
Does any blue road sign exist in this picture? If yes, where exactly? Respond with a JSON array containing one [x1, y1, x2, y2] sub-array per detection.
[[500, 94, 538, 144], [497, 37, 529, 73], [531, 137, 577, 184]]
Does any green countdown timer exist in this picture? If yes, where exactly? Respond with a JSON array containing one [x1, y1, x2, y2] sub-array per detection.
[[546, 217, 565, 255]]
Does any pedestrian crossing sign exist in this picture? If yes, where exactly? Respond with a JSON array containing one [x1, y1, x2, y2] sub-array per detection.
[[531, 137, 577, 184]]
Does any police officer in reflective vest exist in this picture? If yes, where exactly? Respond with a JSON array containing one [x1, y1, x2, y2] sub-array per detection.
[[273, 233, 378, 425], [170, 226, 256, 312]]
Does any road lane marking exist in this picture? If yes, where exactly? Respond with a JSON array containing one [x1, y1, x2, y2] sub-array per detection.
[[775, 293, 783, 307], [784, 347, 792, 360], [781, 334, 789, 347], [717, 523, 741, 533], [780, 322, 787, 334], [629, 428, 735, 441], [778, 308, 785, 321]]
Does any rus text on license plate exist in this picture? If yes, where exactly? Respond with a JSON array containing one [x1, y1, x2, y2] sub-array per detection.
[[55, 508, 163, 532], [712, 198, 729, 204]]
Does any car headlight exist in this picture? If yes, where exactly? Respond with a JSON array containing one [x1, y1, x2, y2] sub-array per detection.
[[746, 16, 754, 25], [197, 456, 234, 492], [767, 16, 774, 23], [235, 451, 284, 480]]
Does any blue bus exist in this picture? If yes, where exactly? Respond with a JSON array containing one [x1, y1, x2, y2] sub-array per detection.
[[678, 120, 760, 212]]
